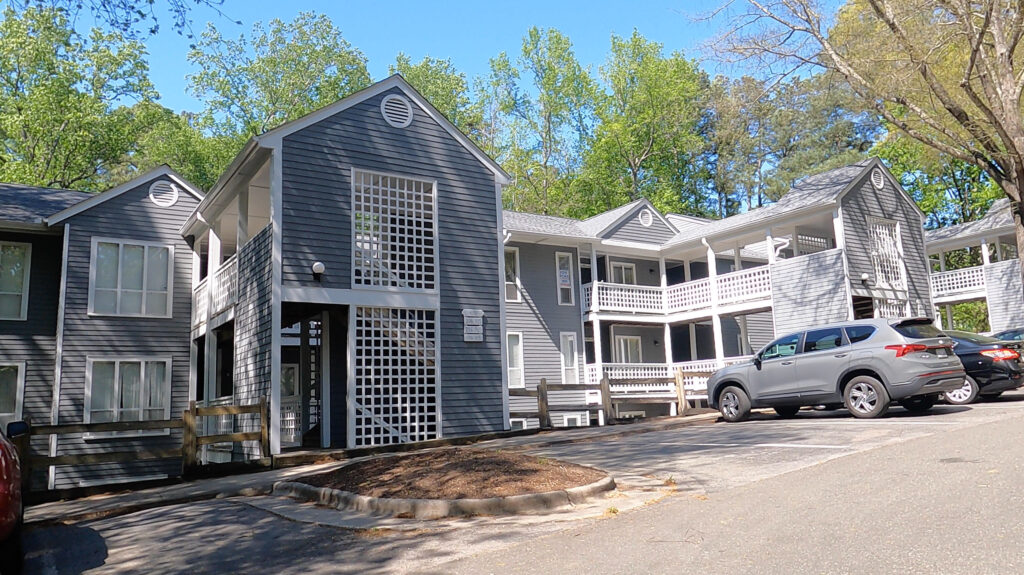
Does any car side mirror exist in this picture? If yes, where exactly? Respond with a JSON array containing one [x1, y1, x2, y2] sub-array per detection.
[[753, 355, 762, 370], [6, 420, 28, 438]]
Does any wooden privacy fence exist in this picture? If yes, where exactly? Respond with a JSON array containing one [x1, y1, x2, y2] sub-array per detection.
[[11, 398, 270, 493], [509, 370, 714, 429]]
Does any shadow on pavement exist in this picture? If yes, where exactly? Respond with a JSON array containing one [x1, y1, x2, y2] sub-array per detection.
[[24, 523, 107, 575]]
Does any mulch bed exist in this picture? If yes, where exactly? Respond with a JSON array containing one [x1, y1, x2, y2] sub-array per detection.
[[298, 448, 607, 499]]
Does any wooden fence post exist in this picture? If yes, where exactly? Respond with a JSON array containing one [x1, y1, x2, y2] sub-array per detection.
[[674, 368, 688, 416], [537, 378, 552, 429], [259, 396, 271, 462], [182, 401, 198, 474], [599, 376, 614, 424]]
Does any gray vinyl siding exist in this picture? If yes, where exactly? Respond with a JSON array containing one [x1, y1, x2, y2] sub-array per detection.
[[770, 249, 850, 336], [0, 231, 61, 424], [605, 213, 675, 244], [233, 225, 273, 457], [605, 256, 661, 286], [52, 176, 198, 489], [506, 243, 585, 395], [280, 86, 504, 438], [841, 176, 932, 310], [985, 259, 1024, 331], [604, 324, 665, 363]]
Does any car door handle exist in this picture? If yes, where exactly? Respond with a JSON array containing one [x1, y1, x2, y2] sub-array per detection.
[[834, 353, 848, 358], [781, 361, 794, 365]]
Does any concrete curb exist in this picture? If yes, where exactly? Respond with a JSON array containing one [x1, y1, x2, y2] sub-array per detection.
[[272, 475, 617, 520]]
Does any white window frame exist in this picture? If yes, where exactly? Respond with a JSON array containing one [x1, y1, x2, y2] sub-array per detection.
[[0, 241, 31, 321], [560, 332, 579, 386], [615, 335, 643, 363], [509, 417, 527, 431], [555, 251, 575, 306], [506, 331, 525, 389], [610, 261, 637, 285], [0, 362, 26, 424], [504, 247, 522, 303], [88, 237, 174, 318], [562, 413, 586, 427], [281, 363, 299, 399], [84, 356, 172, 438]]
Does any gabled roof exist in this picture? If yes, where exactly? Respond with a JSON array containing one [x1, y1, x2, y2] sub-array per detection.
[[47, 165, 202, 225], [925, 198, 1013, 246], [502, 211, 586, 238], [0, 183, 91, 228], [578, 200, 646, 236], [256, 74, 510, 184]]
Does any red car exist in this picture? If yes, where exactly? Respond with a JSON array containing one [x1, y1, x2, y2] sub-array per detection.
[[0, 422, 24, 574]]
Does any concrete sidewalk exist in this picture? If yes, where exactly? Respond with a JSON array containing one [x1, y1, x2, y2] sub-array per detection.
[[26, 410, 720, 526]]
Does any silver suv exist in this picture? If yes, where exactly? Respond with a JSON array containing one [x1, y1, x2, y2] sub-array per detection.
[[708, 318, 966, 421]]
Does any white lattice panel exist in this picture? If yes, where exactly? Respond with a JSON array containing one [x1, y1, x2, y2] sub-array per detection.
[[665, 279, 711, 313], [594, 283, 663, 313], [353, 307, 439, 447], [930, 266, 986, 297], [583, 283, 593, 311], [353, 171, 437, 291], [280, 396, 301, 446], [717, 267, 772, 305], [797, 234, 830, 254], [869, 220, 906, 290], [210, 255, 237, 315], [874, 298, 908, 318]]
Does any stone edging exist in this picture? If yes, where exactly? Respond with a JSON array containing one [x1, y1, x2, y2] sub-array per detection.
[[272, 476, 616, 520]]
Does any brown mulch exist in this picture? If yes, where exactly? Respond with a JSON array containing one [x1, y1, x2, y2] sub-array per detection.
[[297, 448, 607, 500]]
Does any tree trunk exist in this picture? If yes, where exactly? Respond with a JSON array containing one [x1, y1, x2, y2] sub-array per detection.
[[1013, 199, 1024, 294]]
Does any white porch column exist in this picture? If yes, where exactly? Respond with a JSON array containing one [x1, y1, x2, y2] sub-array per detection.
[[765, 229, 776, 265], [684, 259, 697, 360], [734, 245, 751, 355], [592, 317, 604, 384], [981, 238, 991, 266], [202, 227, 222, 450], [237, 187, 250, 247], [659, 255, 673, 365], [791, 227, 800, 257], [939, 251, 946, 272], [945, 305, 954, 331], [705, 239, 725, 364]]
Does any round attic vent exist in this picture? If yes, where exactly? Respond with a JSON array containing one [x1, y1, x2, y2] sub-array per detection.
[[381, 94, 414, 128], [638, 208, 654, 227], [149, 180, 179, 207], [870, 168, 885, 190]]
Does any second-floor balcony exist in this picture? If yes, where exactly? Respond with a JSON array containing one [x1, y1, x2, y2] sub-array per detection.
[[192, 254, 238, 327], [930, 265, 987, 303], [583, 265, 772, 317]]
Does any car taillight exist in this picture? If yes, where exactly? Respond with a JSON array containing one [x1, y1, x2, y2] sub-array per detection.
[[885, 344, 929, 357], [980, 348, 1021, 361]]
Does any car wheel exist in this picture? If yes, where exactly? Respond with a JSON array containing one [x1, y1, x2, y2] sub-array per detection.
[[899, 394, 937, 413], [719, 386, 751, 423], [944, 376, 979, 405], [843, 375, 890, 419], [773, 406, 800, 418]]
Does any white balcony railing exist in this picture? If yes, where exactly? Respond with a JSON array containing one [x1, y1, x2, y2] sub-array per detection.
[[930, 265, 986, 299], [210, 254, 238, 316], [582, 266, 771, 315], [192, 277, 208, 327]]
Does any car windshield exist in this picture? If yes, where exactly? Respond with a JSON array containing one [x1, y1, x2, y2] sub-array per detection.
[[892, 319, 946, 339], [946, 330, 1001, 344]]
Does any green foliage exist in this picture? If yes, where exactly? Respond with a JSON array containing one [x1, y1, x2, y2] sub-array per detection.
[[390, 54, 484, 141], [576, 31, 710, 216], [187, 12, 372, 143], [0, 7, 158, 191], [7, 0, 231, 38]]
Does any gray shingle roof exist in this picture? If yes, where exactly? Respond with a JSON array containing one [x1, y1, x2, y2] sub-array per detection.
[[924, 198, 1013, 244], [502, 210, 587, 237], [668, 159, 874, 245], [578, 200, 646, 236], [0, 183, 92, 225]]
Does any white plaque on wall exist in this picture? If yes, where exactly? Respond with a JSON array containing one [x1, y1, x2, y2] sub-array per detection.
[[462, 309, 484, 342]]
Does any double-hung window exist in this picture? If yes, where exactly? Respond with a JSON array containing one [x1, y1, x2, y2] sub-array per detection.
[[87, 358, 170, 424], [90, 239, 173, 317], [506, 332, 524, 388], [0, 242, 31, 320], [504, 247, 521, 302], [0, 363, 25, 427], [555, 252, 574, 305], [610, 262, 636, 285]]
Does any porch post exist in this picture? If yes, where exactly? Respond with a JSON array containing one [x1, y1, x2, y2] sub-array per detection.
[[592, 318, 604, 384], [734, 245, 751, 355], [981, 238, 991, 266], [791, 227, 800, 257], [939, 251, 946, 272], [945, 305, 954, 331], [299, 320, 311, 442], [705, 239, 725, 364], [684, 259, 697, 360], [659, 255, 673, 366], [765, 229, 776, 265]]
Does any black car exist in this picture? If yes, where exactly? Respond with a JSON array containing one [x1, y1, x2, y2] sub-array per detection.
[[943, 330, 1024, 404], [991, 327, 1024, 342]]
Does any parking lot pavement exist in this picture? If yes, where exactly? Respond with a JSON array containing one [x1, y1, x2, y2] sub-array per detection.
[[23, 392, 1024, 574]]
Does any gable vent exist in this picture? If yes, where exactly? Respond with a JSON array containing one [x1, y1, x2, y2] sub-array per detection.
[[381, 94, 414, 128], [870, 167, 885, 190], [149, 180, 179, 207]]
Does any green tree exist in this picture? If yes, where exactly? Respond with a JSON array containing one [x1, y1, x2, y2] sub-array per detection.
[[7, 0, 232, 37], [187, 12, 372, 144], [577, 31, 710, 216], [0, 7, 158, 191], [390, 53, 484, 141], [487, 27, 600, 215]]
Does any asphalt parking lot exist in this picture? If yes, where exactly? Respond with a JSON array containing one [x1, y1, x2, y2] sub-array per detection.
[[24, 392, 1024, 574]]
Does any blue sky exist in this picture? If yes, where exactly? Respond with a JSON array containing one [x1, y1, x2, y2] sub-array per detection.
[[126, 0, 734, 113]]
